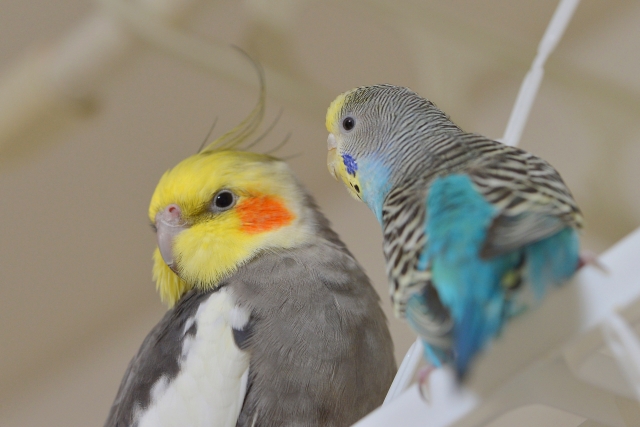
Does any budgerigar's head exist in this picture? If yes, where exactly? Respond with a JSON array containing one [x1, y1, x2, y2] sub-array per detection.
[[149, 150, 313, 306], [326, 85, 436, 218]]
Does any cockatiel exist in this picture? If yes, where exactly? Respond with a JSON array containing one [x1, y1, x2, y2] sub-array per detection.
[[325, 84, 582, 378], [104, 77, 396, 427]]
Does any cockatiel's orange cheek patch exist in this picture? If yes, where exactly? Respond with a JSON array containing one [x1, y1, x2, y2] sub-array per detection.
[[237, 196, 295, 233]]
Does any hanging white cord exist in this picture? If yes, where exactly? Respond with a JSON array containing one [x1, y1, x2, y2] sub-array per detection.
[[383, 0, 582, 405], [501, 0, 581, 147]]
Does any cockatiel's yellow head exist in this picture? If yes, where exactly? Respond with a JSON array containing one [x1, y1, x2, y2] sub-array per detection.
[[148, 59, 314, 306], [149, 150, 313, 306]]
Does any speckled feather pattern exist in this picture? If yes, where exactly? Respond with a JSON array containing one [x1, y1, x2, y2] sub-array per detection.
[[326, 84, 583, 376]]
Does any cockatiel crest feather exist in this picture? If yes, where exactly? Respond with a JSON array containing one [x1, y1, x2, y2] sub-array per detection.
[[149, 64, 312, 306]]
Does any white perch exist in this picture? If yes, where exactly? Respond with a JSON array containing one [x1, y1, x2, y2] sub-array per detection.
[[501, 0, 581, 147]]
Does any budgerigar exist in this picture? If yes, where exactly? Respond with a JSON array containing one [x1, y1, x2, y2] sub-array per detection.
[[325, 84, 582, 378], [104, 80, 396, 427]]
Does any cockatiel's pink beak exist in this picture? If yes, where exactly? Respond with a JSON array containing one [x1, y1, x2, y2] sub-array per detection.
[[155, 204, 188, 272]]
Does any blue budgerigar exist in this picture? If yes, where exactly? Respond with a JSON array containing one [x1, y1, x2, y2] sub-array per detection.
[[325, 84, 583, 378]]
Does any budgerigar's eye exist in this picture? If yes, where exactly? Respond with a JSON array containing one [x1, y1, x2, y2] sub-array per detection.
[[212, 190, 236, 211], [342, 116, 355, 131]]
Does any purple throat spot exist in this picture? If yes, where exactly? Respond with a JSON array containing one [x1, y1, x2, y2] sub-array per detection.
[[342, 154, 358, 176]]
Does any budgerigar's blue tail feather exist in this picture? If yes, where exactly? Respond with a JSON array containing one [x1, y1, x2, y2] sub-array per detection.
[[453, 296, 506, 379]]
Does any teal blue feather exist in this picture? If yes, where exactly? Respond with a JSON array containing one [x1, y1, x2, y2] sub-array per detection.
[[407, 174, 579, 377], [358, 158, 392, 223], [525, 227, 579, 299]]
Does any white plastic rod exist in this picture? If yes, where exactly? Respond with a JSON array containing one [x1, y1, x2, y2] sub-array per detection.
[[601, 312, 640, 401], [501, 0, 581, 147], [384, 338, 423, 405], [0, 0, 206, 161]]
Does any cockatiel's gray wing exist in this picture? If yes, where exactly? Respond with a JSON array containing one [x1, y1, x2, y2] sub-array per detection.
[[232, 198, 396, 427]]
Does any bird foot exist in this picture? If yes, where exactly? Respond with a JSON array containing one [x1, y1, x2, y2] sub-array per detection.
[[578, 250, 608, 274], [417, 365, 437, 402]]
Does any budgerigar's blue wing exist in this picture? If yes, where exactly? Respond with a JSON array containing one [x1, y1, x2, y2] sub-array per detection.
[[411, 166, 580, 377], [423, 174, 524, 376]]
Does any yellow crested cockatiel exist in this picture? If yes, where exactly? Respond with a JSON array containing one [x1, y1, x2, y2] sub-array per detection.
[[104, 68, 396, 427]]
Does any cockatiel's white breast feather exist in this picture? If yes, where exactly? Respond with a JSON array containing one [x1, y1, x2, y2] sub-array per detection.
[[136, 288, 249, 427], [105, 288, 251, 427]]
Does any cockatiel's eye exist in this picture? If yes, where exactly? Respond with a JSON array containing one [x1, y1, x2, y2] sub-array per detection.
[[342, 116, 355, 131], [212, 190, 236, 212]]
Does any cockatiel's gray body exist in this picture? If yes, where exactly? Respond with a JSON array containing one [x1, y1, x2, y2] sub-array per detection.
[[104, 184, 396, 427]]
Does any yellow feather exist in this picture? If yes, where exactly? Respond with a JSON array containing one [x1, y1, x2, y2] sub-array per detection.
[[147, 55, 314, 307], [202, 52, 266, 153], [149, 151, 312, 307], [334, 155, 363, 202], [325, 91, 362, 202], [152, 248, 188, 305], [325, 92, 347, 134]]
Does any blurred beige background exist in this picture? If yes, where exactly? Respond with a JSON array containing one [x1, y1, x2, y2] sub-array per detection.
[[1, 1, 639, 426]]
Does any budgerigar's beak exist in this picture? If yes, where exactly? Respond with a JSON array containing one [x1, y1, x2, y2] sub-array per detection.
[[327, 134, 338, 180], [155, 204, 188, 273]]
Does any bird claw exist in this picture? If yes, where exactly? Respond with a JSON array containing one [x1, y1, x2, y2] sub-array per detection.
[[578, 250, 608, 274], [417, 365, 437, 403]]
